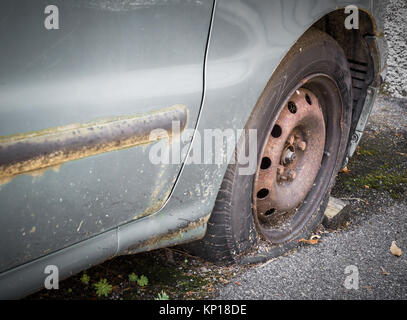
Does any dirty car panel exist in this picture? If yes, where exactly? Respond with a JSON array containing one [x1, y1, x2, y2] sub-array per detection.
[[0, 0, 387, 299], [0, 0, 213, 273]]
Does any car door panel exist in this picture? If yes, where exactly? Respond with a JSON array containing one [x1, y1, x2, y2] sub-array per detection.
[[0, 0, 213, 272]]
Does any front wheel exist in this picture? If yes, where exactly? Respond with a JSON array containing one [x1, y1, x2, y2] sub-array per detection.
[[191, 29, 353, 263]]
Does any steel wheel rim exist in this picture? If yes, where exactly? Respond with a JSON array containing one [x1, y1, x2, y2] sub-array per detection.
[[253, 87, 327, 242]]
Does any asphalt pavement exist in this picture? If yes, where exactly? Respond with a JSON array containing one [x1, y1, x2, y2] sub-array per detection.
[[217, 202, 407, 300]]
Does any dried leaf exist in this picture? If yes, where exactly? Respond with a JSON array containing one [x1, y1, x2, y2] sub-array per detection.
[[235, 281, 241, 286], [341, 166, 351, 174], [381, 267, 390, 276], [364, 185, 370, 189], [298, 238, 319, 245], [390, 241, 402, 257]]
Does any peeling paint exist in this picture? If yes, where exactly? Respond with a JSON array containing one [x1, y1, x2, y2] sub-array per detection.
[[125, 214, 210, 254], [135, 173, 177, 220], [0, 105, 187, 185]]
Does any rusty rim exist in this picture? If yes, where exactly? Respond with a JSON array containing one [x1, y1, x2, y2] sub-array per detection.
[[253, 88, 326, 241]]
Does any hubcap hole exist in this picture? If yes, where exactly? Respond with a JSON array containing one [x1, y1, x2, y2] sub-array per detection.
[[257, 189, 269, 199], [288, 101, 297, 114], [260, 157, 272, 170], [305, 94, 312, 105], [265, 209, 276, 216], [271, 125, 282, 138]]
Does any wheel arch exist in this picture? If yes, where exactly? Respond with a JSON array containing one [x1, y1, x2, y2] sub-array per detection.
[[252, 7, 383, 165], [311, 9, 382, 138]]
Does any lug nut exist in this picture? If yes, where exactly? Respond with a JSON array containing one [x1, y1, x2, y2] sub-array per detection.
[[279, 175, 288, 181], [277, 166, 285, 176], [287, 170, 297, 180], [282, 148, 296, 165], [297, 141, 307, 151]]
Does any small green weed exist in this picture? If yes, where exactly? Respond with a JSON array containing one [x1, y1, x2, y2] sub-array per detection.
[[128, 273, 148, 287], [94, 279, 112, 297], [155, 291, 169, 300], [137, 275, 149, 287], [128, 273, 138, 282], [80, 273, 90, 286]]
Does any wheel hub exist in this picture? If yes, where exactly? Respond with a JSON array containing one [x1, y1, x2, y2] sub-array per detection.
[[282, 146, 296, 166]]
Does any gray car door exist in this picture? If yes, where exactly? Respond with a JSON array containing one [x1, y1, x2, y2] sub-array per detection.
[[0, 0, 213, 272]]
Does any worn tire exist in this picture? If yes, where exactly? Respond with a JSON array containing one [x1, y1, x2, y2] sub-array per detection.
[[191, 29, 353, 263]]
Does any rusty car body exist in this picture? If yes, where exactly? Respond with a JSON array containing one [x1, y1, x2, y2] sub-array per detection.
[[0, 0, 387, 298]]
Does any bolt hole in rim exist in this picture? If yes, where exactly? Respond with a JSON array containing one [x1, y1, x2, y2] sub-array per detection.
[[260, 157, 272, 170], [265, 209, 276, 217], [257, 188, 270, 199], [253, 75, 344, 244], [288, 101, 297, 114], [305, 93, 313, 105], [271, 125, 282, 138]]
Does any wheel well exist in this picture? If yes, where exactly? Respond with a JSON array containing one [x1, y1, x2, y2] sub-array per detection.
[[311, 9, 381, 136]]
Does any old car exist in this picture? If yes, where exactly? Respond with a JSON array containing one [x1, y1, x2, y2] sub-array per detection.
[[0, 0, 387, 298]]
